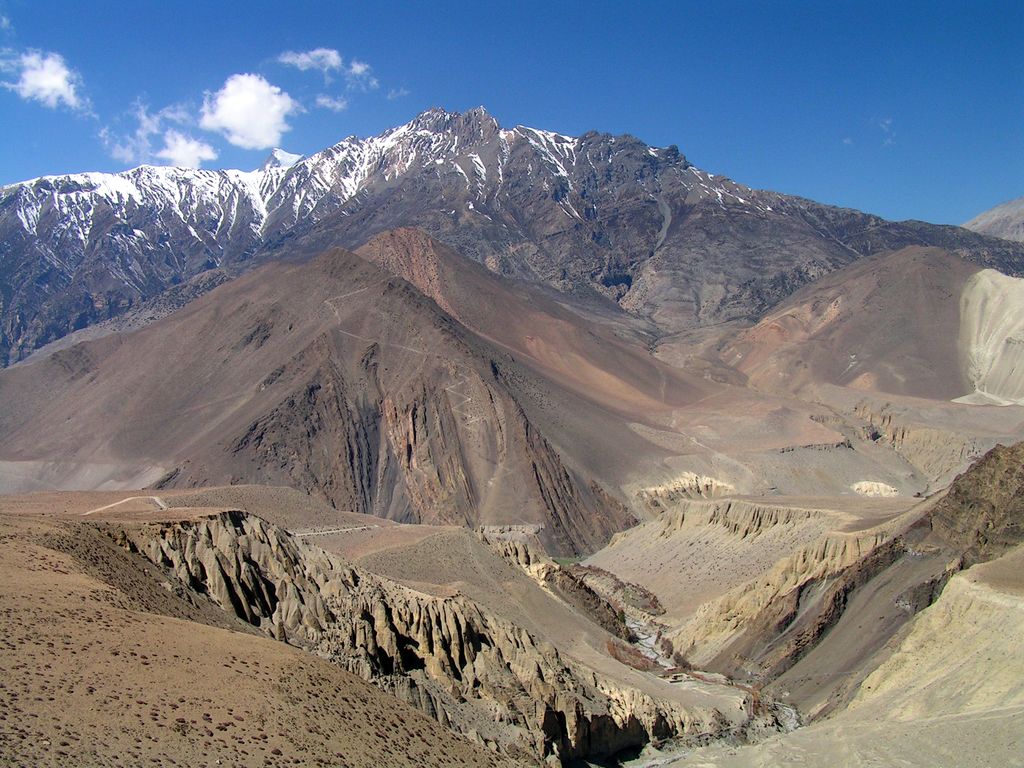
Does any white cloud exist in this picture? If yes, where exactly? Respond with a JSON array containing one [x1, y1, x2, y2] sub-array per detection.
[[278, 47, 342, 77], [278, 48, 379, 90], [879, 117, 895, 147], [842, 136, 853, 146], [3, 50, 85, 110], [387, 87, 410, 100], [155, 129, 217, 168], [0, 15, 11, 30], [199, 73, 299, 149], [101, 102, 191, 165], [347, 60, 370, 76], [315, 94, 348, 112], [345, 59, 378, 90]]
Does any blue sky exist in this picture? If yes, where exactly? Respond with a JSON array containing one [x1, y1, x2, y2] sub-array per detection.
[[0, 0, 1020, 224]]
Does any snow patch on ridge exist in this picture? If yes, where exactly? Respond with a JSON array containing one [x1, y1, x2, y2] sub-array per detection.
[[261, 148, 303, 170]]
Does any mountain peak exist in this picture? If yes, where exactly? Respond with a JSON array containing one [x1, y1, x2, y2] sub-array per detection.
[[964, 196, 1024, 243], [261, 148, 303, 171], [407, 105, 499, 133]]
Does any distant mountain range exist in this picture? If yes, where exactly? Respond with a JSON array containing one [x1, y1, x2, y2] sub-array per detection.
[[3, 106, 1024, 365]]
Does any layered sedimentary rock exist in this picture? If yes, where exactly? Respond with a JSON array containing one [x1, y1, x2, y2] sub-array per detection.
[[853, 401, 984, 482], [636, 473, 738, 507], [648, 443, 1024, 718], [666, 526, 893, 672], [658, 546, 1024, 767]]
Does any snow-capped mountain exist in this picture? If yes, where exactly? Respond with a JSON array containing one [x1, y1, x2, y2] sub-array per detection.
[[2, 106, 1023, 364], [261, 148, 304, 170]]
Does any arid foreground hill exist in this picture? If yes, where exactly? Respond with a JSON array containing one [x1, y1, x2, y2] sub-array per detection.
[[0, 497, 515, 768]]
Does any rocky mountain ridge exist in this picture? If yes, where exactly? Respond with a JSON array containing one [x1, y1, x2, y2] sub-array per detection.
[[4, 106, 1024, 364]]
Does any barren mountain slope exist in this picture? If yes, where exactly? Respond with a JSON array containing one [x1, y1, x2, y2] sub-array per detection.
[[354, 229, 1024, 503], [1, 230, 988, 554], [6, 234, 1024, 552], [355, 227, 716, 416], [964, 195, 1024, 242], [702, 245, 1024, 492], [719, 245, 1024, 407], [720, 247, 979, 399], [0, 248, 647, 555]]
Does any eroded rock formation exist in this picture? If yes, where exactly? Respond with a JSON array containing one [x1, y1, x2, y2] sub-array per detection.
[[113, 511, 773, 764]]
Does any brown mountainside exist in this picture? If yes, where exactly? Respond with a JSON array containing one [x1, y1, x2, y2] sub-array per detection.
[[0, 246, 642, 555], [720, 246, 979, 399], [0, 510, 514, 768]]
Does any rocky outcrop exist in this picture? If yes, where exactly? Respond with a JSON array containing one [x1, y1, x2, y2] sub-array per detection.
[[666, 526, 891, 672], [929, 442, 1024, 565], [570, 564, 666, 618], [115, 511, 760, 764], [515, 409, 636, 556], [213, 335, 483, 529], [226, 355, 381, 519], [483, 533, 631, 640], [851, 480, 899, 497], [854, 402, 982, 482], [647, 499, 823, 541], [376, 382, 478, 527], [637, 473, 737, 508]]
